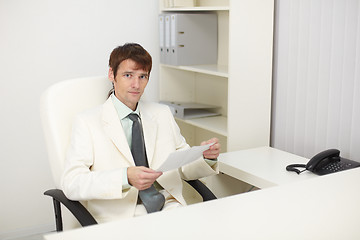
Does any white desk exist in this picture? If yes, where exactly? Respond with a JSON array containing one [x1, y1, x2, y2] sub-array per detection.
[[219, 146, 316, 188], [44, 167, 360, 240]]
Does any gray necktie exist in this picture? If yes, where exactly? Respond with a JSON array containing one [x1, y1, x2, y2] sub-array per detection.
[[128, 113, 165, 213]]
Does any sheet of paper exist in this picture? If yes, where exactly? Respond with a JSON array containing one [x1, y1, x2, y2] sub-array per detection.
[[156, 142, 215, 172]]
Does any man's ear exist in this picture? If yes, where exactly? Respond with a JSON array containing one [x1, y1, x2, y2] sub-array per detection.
[[108, 68, 115, 82]]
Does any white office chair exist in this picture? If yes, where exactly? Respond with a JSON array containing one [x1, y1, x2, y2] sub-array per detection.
[[40, 76, 216, 231], [40, 76, 111, 230]]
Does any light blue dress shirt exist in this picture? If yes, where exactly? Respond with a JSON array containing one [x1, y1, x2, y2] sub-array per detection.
[[111, 94, 139, 190]]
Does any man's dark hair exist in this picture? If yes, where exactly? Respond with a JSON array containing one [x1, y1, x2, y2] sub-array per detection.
[[108, 43, 152, 97]]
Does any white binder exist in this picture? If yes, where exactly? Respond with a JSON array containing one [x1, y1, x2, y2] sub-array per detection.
[[166, 0, 195, 8], [169, 13, 217, 66], [164, 14, 172, 64], [160, 101, 220, 119], [159, 14, 165, 63]]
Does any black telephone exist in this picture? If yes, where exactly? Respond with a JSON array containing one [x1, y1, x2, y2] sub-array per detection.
[[286, 149, 360, 175]]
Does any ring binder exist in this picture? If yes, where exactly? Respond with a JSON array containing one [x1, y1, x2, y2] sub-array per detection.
[[159, 13, 218, 66], [159, 14, 165, 64], [160, 101, 221, 119]]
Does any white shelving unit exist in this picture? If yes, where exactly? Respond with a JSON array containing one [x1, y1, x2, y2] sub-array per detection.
[[159, 0, 274, 154], [161, 6, 230, 12], [161, 64, 228, 78]]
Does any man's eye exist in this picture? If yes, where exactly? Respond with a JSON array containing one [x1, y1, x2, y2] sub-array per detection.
[[124, 74, 131, 78], [140, 75, 148, 79]]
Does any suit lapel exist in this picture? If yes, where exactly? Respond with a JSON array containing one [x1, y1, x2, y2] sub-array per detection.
[[139, 103, 158, 168], [102, 99, 134, 165]]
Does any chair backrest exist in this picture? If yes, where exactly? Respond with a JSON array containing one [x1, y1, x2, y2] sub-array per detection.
[[40, 76, 112, 188]]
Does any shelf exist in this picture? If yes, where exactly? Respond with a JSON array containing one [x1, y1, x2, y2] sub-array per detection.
[[159, 0, 274, 152], [161, 64, 228, 78], [162, 6, 229, 12], [175, 116, 227, 136]]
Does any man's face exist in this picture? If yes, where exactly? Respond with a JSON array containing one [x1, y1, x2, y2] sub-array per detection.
[[109, 59, 149, 110]]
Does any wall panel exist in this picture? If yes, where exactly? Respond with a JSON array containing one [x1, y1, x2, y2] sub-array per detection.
[[272, 0, 360, 160]]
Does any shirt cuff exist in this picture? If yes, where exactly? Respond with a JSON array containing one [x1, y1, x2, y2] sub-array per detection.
[[122, 168, 131, 190], [204, 158, 218, 167]]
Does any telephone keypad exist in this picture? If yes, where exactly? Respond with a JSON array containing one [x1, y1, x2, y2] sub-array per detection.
[[322, 162, 353, 173]]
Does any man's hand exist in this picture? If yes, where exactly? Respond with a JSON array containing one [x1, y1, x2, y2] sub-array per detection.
[[201, 137, 221, 160], [127, 166, 162, 190]]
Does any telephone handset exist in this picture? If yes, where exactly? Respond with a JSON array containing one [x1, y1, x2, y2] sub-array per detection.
[[286, 149, 360, 175], [306, 149, 340, 172]]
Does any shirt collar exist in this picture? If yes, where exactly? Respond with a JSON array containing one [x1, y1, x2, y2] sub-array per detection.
[[111, 94, 140, 120]]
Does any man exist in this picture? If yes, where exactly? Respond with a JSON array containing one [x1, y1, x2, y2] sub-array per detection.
[[62, 43, 220, 224]]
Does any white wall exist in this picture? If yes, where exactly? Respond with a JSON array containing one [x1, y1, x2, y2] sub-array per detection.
[[0, 0, 159, 238], [272, 0, 360, 160]]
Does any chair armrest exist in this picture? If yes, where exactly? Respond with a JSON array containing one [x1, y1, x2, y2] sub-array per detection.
[[45, 181, 214, 231], [185, 180, 217, 201], [44, 189, 97, 231]]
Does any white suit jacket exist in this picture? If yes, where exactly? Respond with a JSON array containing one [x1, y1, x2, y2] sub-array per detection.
[[62, 98, 218, 223]]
